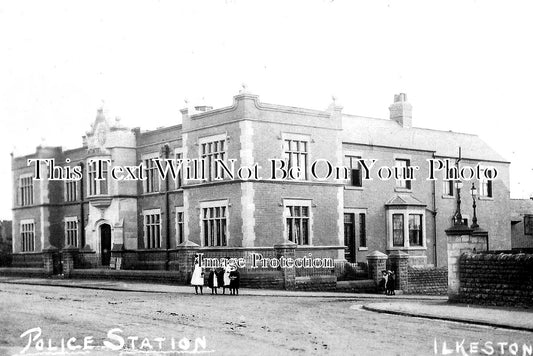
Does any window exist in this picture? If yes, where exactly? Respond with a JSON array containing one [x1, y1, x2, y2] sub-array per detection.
[[19, 175, 34, 206], [525, 215, 533, 236], [200, 135, 226, 181], [65, 217, 78, 247], [143, 154, 160, 193], [443, 180, 454, 197], [392, 214, 404, 247], [395, 159, 411, 189], [88, 160, 108, 196], [174, 148, 184, 189], [479, 179, 493, 198], [21, 220, 35, 252], [284, 137, 308, 180], [409, 214, 423, 246], [143, 209, 161, 249], [345, 155, 362, 187], [344, 213, 355, 262], [201, 201, 227, 246], [359, 213, 367, 248], [285, 201, 310, 245], [388, 209, 426, 249], [65, 180, 77, 202], [176, 208, 184, 245]]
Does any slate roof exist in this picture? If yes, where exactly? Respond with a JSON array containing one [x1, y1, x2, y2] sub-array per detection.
[[385, 194, 427, 207], [342, 115, 507, 163]]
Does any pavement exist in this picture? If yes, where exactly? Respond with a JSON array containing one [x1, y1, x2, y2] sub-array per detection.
[[1, 276, 532, 332]]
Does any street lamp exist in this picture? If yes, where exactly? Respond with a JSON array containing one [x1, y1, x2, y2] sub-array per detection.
[[452, 181, 464, 226], [470, 183, 479, 229]]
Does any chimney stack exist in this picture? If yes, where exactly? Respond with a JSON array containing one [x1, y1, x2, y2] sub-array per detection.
[[389, 93, 412, 128]]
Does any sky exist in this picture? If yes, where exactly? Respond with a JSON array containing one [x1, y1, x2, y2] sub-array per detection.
[[1, 0, 532, 219]]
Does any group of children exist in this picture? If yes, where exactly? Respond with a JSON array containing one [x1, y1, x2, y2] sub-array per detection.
[[379, 270, 396, 295], [190, 257, 240, 295]]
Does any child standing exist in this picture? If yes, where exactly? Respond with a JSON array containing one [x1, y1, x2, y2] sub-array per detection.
[[208, 268, 219, 294], [386, 270, 396, 295], [223, 262, 232, 295], [191, 257, 205, 295], [229, 263, 240, 296]]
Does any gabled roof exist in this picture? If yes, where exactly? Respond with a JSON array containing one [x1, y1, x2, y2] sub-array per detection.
[[385, 194, 426, 207], [342, 115, 507, 163]]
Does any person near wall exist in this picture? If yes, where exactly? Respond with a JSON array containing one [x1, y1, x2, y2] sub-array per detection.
[[191, 256, 205, 295], [229, 262, 240, 296], [386, 270, 396, 296], [216, 267, 225, 292], [222, 258, 232, 295], [208, 268, 220, 295]]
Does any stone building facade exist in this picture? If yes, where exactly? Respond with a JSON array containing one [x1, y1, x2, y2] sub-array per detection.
[[0, 220, 12, 253], [11, 90, 511, 269]]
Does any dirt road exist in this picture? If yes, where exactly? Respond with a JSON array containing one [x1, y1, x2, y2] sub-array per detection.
[[0, 283, 531, 355]]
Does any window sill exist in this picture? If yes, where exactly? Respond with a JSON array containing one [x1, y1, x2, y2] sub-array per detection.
[[441, 195, 455, 199], [358, 247, 368, 251], [345, 186, 364, 191], [394, 188, 412, 193], [388, 246, 427, 251], [478, 196, 494, 201]]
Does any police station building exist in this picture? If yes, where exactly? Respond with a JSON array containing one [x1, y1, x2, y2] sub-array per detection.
[[11, 89, 511, 271]]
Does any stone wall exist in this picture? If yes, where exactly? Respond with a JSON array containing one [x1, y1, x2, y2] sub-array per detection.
[[294, 276, 337, 291], [240, 271, 284, 289], [407, 266, 447, 295], [446, 231, 488, 300], [458, 252, 533, 306], [12, 252, 44, 268]]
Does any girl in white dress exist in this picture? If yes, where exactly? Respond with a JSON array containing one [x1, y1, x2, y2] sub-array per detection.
[[223, 263, 232, 295], [191, 258, 204, 295]]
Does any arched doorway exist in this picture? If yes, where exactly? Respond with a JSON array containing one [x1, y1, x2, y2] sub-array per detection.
[[100, 224, 112, 266]]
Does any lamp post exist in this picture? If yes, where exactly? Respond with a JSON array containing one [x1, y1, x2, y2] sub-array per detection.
[[470, 183, 479, 229], [452, 180, 464, 226]]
